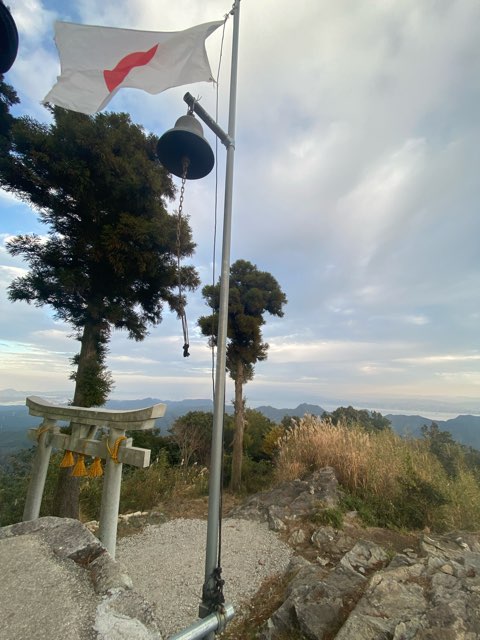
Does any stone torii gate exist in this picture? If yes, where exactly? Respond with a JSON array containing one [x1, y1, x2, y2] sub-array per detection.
[[22, 395, 166, 558]]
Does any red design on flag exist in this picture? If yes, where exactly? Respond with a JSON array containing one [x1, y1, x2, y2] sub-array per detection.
[[103, 44, 159, 92]]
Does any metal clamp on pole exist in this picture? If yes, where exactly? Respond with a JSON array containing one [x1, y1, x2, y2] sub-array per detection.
[[183, 92, 234, 149], [168, 604, 234, 640]]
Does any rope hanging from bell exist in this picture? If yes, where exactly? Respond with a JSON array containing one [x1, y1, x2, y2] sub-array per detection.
[[176, 156, 191, 358]]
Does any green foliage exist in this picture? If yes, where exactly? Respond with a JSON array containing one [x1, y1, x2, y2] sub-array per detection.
[[69, 332, 113, 406], [79, 475, 104, 521], [340, 474, 450, 532], [341, 473, 450, 531], [222, 453, 274, 494], [397, 472, 449, 530], [0, 449, 62, 526], [310, 505, 344, 529], [0, 448, 34, 526], [243, 409, 277, 462], [421, 422, 459, 478], [118, 450, 209, 515], [1, 105, 200, 408], [325, 406, 392, 432], [463, 446, 480, 479], [199, 260, 287, 383], [281, 415, 300, 429], [241, 457, 274, 494], [261, 424, 286, 459], [129, 429, 180, 466], [339, 492, 380, 527]]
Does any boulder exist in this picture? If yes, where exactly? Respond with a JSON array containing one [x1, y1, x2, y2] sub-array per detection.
[[229, 468, 339, 528]]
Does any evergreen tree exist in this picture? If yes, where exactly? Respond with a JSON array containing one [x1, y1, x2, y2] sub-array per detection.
[[1, 103, 199, 516], [421, 422, 458, 478], [0, 75, 18, 154], [199, 259, 286, 491], [324, 406, 392, 433]]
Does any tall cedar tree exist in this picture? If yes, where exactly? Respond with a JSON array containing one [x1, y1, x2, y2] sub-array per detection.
[[0, 92, 199, 517], [198, 259, 286, 491]]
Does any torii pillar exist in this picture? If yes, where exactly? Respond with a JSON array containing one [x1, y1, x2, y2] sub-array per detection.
[[23, 396, 166, 557]]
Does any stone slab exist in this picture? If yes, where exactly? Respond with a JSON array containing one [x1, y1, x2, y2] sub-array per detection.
[[0, 517, 162, 640]]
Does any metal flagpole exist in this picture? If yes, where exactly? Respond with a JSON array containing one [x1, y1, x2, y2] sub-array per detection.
[[199, 0, 241, 633], [159, 2, 241, 636]]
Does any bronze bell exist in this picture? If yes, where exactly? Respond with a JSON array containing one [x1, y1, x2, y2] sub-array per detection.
[[0, 1, 19, 74], [157, 113, 214, 180]]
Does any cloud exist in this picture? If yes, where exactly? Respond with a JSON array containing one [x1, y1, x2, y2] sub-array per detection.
[[0, 190, 24, 206], [1, 0, 479, 413], [0, 264, 27, 284], [397, 353, 480, 365]]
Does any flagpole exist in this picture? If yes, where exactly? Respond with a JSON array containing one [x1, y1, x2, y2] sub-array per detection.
[[199, 0, 241, 632]]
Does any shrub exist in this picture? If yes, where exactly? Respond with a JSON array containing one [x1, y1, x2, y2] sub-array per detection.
[[119, 451, 209, 514], [222, 453, 274, 494], [0, 449, 62, 526]]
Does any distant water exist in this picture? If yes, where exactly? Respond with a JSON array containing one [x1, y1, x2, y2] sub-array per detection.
[[319, 404, 478, 422]]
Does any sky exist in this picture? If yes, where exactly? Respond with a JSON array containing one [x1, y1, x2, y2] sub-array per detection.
[[1, 0, 479, 415]]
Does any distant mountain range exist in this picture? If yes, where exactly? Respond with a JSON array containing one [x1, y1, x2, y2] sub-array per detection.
[[384, 413, 480, 450], [1, 399, 480, 459]]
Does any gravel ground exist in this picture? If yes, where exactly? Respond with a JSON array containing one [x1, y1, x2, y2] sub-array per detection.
[[116, 518, 293, 638]]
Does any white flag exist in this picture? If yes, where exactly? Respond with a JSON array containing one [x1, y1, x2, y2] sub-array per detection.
[[43, 20, 223, 115]]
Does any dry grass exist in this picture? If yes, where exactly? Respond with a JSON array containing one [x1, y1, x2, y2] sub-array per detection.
[[276, 416, 412, 492], [158, 491, 243, 520], [220, 572, 305, 640], [275, 415, 480, 531]]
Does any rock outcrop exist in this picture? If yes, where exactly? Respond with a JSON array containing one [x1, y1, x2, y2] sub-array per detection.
[[230, 467, 339, 531], [231, 469, 480, 640], [0, 517, 162, 640], [261, 531, 480, 639]]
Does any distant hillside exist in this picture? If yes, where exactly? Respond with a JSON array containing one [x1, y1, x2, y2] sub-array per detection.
[[105, 398, 217, 432], [0, 406, 41, 460], [105, 399, 328, 430], [0, 400, 326, 453], [1, 400, 479, 456], [255, 402, 326, 423], [387, 414, 480, 450]]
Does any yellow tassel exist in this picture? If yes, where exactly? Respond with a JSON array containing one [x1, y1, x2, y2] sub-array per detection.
[[59, 450, 75, 468], [71, 453, 87, 477], [89, 457, 103, 478]]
